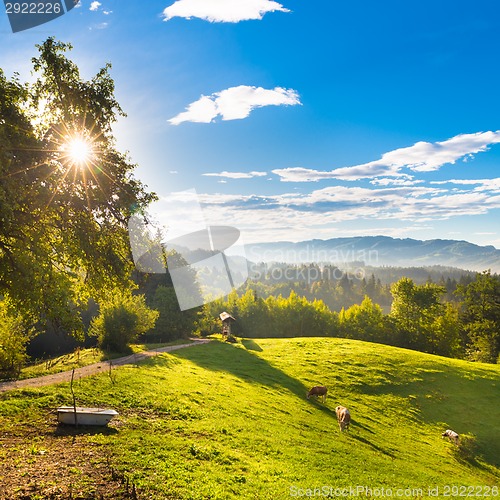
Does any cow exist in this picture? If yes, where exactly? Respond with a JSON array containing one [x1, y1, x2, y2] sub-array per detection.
[[307, 386, 328, 402], [442, 429, 459, 445], [335, 406, 351, 432]]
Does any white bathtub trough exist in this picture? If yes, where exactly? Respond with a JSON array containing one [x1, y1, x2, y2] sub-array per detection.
[[57, 406, 118, 426]]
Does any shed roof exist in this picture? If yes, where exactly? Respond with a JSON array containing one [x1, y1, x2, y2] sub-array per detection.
[[219, 312, 236, 322]]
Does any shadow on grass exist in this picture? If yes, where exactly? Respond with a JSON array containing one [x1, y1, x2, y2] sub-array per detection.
[[358, 365, 500, 468], [54, 423, 118, 437], [350, 434, 396, 458], [170, 340, 338, 422], [353, 419, 376, 434], [241, 339, 263, 352], [130, 354, 182, 370]]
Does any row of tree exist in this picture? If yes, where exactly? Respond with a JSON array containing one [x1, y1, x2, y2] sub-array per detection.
[[244, 262, 477, 312], [198, 271, 500, 363]]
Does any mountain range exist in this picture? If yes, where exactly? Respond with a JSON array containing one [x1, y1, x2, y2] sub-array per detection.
[[244, 236, 500, 273]]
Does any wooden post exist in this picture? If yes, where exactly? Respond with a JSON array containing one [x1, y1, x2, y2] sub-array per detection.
[[70, 368, 78, 427]]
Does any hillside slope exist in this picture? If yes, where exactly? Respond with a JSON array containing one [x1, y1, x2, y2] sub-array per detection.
[[0, 338, 498, 499]]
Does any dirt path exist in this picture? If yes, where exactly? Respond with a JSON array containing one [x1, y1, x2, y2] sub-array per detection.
[[0, 338, 210, 393]]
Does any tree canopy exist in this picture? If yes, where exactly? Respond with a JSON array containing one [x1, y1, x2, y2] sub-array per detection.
[[0, 38, 156, 335], [456, 270, 500, 362]]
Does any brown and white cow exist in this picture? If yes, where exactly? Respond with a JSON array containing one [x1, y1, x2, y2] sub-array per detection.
[[442, 429, 459, 445], [335, 405, 351, 432], [307, 386, 328, 402]]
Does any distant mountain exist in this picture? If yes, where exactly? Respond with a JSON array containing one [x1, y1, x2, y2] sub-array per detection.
[[245, 236, 500, 273]]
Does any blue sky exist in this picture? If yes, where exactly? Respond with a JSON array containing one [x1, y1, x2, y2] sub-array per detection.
[[2, 0, 500, 247]]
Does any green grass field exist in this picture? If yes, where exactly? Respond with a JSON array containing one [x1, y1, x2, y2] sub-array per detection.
[[0, 337, 499, 499]]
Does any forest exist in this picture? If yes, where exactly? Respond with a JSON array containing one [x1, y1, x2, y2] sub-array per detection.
[[198, 267, 500, 364]]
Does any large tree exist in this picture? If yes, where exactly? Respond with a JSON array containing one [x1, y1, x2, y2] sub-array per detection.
[[456, 270, 500, 363], [339, 296, 386, 343], [390, 278, 448, 353], [0, 38, 155, 335]]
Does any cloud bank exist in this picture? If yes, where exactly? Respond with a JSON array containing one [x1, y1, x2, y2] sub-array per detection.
[[144, 168, 499, 244], [203, 171, 268, 179], [273, 131, 500, 182], [164, 177, 499, 243], [163, 0, 289, 23], [169, 85, 301, 125]]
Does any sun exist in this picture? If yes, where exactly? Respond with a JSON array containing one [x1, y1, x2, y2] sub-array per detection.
[[64, 137, 93, 166]]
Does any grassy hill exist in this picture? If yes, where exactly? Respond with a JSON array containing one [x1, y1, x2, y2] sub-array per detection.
[[0, 338, 499, 499]]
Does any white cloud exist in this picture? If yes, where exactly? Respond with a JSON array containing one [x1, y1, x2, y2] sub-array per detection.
[[380, 131, 500, 172], [431, 179, 484, 185], [273, 131, 500, 182], [90, 1, 101, 11], [170, 96, 218, 125], [370, 176, 423, 187], [473, 178, 500, 192], [163, 0, 289, 23], [431, 178, 500, 193], [317, 224, 434, 239], [169, 86, 300, 125], [203, 171, 267, 179], [90, 22, 108, 30]]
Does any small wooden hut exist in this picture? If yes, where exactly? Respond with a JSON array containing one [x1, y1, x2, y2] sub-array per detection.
[[219, 312, 236, 337]]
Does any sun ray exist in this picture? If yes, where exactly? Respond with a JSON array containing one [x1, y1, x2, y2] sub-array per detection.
[[82, 164, 91, 211], [85, 162, 111, 200], [45, 163, 75, 210], [4, 114, 143, 214]]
